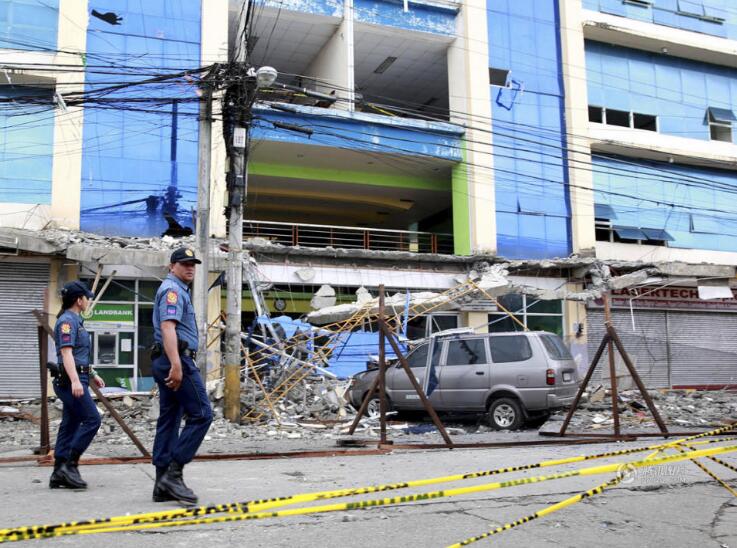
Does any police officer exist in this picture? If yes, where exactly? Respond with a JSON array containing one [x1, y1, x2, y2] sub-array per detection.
[[50, 281, 103, 490], [151, 247, 212, 505]]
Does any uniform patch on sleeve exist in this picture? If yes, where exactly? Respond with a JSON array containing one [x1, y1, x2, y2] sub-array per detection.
[[167, 306, 177, 315], [62, 334, 71, 343], [61, 323, 71, 334], [166, 290, 178, 305]]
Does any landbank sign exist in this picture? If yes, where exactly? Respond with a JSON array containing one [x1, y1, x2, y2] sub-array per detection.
[[83, 304, 135, 327]]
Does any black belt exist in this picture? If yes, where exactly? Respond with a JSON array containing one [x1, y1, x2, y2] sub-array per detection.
[[151, 342, 196, 361], [181, 348, 197, 360], [49, 363, 90, 378]]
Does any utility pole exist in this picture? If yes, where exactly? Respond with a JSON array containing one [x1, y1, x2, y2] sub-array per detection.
[[222, 3, 278, 423], [195, 79, 213, 379], [223, 78, 246, 423]]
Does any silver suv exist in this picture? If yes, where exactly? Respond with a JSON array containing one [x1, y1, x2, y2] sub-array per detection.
[[348, 331, 579, 430]]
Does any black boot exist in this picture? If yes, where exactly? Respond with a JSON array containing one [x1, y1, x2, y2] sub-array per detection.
[[52, 456, 86, 490], [66, 451, 87, 489], [152, 467, 176, 502], [156, 462, 197, 505], [49, 457, 67, 489]]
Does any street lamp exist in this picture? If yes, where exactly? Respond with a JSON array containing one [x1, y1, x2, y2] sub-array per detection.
[[255, 66, 277, 89]]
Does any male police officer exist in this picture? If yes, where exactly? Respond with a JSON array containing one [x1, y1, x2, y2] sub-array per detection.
[[151, 247, 212, 504]]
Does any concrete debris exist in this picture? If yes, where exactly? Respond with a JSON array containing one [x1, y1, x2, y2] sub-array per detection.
[[307, 264, 510, 324], [207, 374, 355, 424], [548, 388, 737, 430], [310, 284, 337, 310]]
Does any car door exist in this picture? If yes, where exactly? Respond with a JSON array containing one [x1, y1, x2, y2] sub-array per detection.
[[388, 341, 443, 410], [437, 337, 490, 410]]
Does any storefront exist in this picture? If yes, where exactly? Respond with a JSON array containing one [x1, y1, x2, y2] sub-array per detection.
[[487, 294, 565, 336], [586, 287, 737, 389], [81, 278, 159, 391]]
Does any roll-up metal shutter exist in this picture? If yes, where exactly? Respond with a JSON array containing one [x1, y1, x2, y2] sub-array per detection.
[[0, 262, 49, 398], [667, 311, 737, 388], [586, 309, 670, 388]]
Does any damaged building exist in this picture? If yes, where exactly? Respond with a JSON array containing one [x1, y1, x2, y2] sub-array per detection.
[[2, 0, 737, 399]]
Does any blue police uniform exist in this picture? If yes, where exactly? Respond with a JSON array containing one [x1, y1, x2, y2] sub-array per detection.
[[151, 272, 212, 472], [53, 310, 101, 462]]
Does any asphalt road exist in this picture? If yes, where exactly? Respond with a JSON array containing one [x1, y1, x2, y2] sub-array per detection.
[[1, 440, 736, 547]]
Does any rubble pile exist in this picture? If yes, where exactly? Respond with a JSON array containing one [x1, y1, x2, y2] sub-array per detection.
[[206, 373, 356, 424], [549, 387, 737, 430]]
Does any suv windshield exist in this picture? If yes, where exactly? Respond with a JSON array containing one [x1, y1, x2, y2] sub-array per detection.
[[539, 333, 573, 360]]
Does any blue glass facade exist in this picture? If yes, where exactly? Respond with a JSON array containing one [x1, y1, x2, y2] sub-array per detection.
[[587, 41, 737, 143], [488, 0, 572, 259], [80, 0, 201, 237], [594, 154, 737, 253], [583, 0, 737, 40], [0, 0, 58, 51], [0, 87, 54, 204], [354, 0, 456, 35]]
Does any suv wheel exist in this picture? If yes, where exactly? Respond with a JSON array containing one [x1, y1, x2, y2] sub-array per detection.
[[488, 398, 524, 430], [364, 394, 390, 418]]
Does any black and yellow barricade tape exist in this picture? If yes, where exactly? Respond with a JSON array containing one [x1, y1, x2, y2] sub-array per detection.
[[674, 444, 737, 498], [2, 443, 736, 543], [1, 424, 734, 542], [447, 445, 670, 546], [448, 475, 625, 547], [683, 442, 737, 475], [2, 432, 733, 543]]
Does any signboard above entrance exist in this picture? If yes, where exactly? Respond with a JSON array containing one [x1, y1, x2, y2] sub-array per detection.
[[83, 303, 135, 329], [593, 287, 737, 311]]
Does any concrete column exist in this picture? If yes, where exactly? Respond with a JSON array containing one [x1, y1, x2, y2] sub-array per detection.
[[447, 0, 495, 255], [461, 311, 489, 333], [202, 0, 229, 238], [563, 283, 590, 377], [305, 5, 355, 111], [49, 0, 88, 229], [558, 0, 597, 255], [202, 272, 223, 380]]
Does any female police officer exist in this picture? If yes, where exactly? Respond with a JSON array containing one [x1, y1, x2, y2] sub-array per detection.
[[50, 281, 103, 490]]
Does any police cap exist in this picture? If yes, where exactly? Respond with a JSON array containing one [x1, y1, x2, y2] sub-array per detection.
[[61, 281, 94, 300], [170, 247, 202, 264]]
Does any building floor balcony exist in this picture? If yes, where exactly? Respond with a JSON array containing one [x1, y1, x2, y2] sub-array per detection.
[[243, 219, 453, 254]]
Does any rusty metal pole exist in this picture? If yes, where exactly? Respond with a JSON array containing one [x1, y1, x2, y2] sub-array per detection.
[[380, 321, 453, 446], [608, 326, 669, 435], [378, 285, 388, 445], [603, 294, 621, 436], [558, 333, 609, 436], [37, 326, 50, 455], [346, 373, 380, 435]]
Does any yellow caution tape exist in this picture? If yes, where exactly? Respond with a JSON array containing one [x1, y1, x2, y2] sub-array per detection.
[[1, 424, 734, 541], [3, 432, 732, 542], [446, 446, 677, 546], [3, 442, 736, 542], [674, 444, 737, 498], [448, 475, 625, 547]]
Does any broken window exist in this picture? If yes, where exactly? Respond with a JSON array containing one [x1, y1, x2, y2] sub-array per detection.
[[489, 67, 510, 87], [590, 106, 657, 131], [707, 107, 735, 143], [605, 109, 630, 127], [445, 339, 486, 366], [405, 344, 429, 368], [633, 112, 657, 131], [589, 105, 603, 123]]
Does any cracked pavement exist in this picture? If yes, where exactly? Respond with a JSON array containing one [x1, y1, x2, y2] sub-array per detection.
[[1, 441, 736, 547]]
